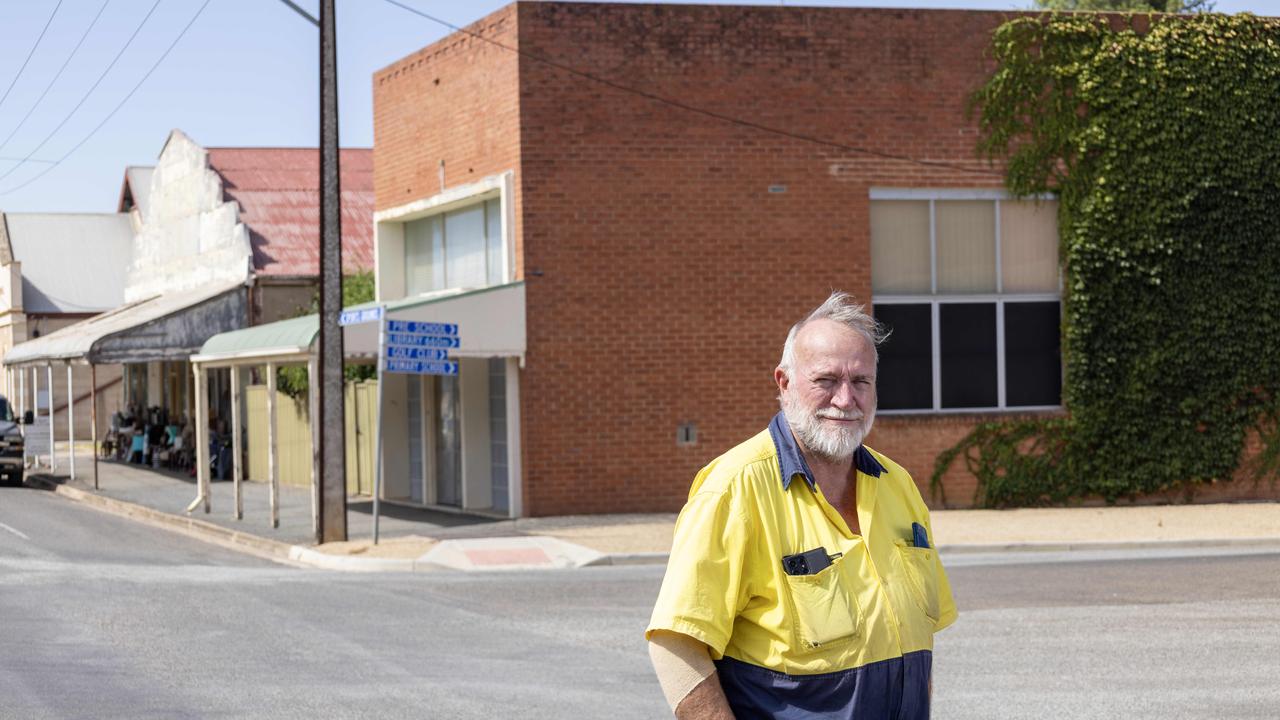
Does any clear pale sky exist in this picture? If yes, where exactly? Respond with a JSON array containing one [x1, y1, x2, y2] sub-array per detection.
[[0, 0, 1267, 213]]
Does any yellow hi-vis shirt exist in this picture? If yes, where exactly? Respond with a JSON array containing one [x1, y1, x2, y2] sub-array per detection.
[[647, 413, 957, 719]]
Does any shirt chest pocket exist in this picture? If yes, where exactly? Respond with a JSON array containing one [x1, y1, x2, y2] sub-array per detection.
[[783, 555, 863, 651], [895, 540, 940, 623]]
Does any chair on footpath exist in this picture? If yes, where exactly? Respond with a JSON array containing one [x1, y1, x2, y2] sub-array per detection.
[[129, 429, 146, 464]]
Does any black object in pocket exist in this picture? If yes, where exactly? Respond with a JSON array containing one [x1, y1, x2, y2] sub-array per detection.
[[782, 547, 839, 576]]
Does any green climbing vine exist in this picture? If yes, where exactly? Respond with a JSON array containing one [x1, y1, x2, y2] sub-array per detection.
[[936, 12, 1280, 506], [276, 270, 377, 399]]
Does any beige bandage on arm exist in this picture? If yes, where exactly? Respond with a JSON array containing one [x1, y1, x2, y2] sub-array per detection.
[[648, 630, 718, 712]]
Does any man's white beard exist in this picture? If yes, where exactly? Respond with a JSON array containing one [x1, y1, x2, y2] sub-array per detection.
[[780, 391, 875, 464]]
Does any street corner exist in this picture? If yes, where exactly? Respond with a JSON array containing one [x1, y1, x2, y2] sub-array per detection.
[[418, 535, 606, 571]]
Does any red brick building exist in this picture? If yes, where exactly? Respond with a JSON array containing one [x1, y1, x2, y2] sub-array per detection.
[[371, 3, 1073, 516]]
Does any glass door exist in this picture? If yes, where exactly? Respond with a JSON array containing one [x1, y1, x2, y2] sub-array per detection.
[[433, 374, 461, 506], [407, 376, 423, 504]]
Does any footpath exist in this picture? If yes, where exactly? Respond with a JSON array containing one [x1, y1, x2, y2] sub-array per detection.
[[27, 451, 1280, 572]]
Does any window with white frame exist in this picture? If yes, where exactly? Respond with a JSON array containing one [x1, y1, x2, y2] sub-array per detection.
[[403, 197, 504, 295], [870, 190, 1062, 412]]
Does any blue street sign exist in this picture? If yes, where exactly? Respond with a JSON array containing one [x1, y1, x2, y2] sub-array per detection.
[[384, 359, 459, 375], [386, 320, 458, 336], [386, 333, 459, 348], [385, 346, 450, 361], [339, 306, 383, 326]]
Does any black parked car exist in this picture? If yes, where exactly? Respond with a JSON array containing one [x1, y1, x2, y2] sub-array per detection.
[[0, 395, 25, 486]]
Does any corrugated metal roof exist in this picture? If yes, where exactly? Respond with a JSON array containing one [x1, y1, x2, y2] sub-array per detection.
[[206, 148, 373, 278], [3, 213, 132, 314], [197, 313, 317, 359], [4, 281, 244, 365]]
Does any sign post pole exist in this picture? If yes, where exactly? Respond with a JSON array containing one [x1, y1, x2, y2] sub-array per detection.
[[346, 309, 460, 545], [339, 305, 391, 544], [373, 307, 386, 544]]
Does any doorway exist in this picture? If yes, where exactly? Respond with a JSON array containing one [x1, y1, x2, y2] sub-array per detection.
[[433, 374, 461, 506]]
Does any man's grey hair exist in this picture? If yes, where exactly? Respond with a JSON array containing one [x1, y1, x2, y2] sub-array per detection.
[[778, 291, 888, 374]]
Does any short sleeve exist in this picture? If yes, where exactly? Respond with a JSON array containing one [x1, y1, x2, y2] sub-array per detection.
[[646, 488, 753, 658]]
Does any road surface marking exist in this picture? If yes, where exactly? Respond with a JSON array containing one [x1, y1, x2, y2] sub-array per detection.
[[0, 521, 30, 540]]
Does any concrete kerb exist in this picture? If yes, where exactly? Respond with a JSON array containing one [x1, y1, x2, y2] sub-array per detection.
[[937, 537, 1280, 554], [287, 546, 429, 572], [27, 475, 302, 567], [26, 475, 652, 571], [27, 476, 1280, 570], [288, 536, 1280, 571]]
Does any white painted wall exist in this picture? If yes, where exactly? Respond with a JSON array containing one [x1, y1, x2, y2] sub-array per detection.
[[375, 221, 405, 302], [0, 261, 25, 399], [124, 130, 251, 303], [0, 261, 23, 315]]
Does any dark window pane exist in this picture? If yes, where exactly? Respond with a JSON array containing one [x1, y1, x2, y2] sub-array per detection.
[[1005, 301, 1061, 406], [940, 303, 997, 408], [874, 304, 932, 410]]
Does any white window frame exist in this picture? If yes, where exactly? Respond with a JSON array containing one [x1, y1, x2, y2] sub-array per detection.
[[870, 188, 1063, 415], [374, 171, 515, 301]]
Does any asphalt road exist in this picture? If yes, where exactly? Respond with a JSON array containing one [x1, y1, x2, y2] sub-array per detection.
[[938, 549, 1280, 720], [3, 484, 1279, 719]]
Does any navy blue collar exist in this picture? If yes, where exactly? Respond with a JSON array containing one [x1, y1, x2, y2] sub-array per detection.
[[767, 411, 885, 491]]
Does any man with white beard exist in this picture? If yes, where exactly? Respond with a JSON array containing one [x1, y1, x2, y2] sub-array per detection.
[[647, 292, 957, 720]]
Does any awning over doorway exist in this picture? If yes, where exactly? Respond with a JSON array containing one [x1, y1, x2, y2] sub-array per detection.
[[183, 281, 526, 528], [343, 281, 526, 361], [191, 313, 318, 367], [4, 281, 247, 367], [189, 281, 526, 367]]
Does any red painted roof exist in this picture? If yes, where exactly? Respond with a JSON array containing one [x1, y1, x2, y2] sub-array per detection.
[[206, 148, 374, 277]]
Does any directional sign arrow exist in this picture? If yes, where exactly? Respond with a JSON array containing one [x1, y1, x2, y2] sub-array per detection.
[[385, 346, 451, 361], [384, 359, 459, 375], [385, 333, 460, 348], [386, 320, 458, 336]]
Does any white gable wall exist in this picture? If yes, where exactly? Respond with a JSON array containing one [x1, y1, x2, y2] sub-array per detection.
[[125, 130, 251, 303]]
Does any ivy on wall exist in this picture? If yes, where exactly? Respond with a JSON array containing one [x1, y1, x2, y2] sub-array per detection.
[[935, 12, 1280, 506]]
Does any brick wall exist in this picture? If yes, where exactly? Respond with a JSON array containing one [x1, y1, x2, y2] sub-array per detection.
[[373, 3, 523, 258], [375, 3, 1277, 516], [513, 4, 1019, 515]]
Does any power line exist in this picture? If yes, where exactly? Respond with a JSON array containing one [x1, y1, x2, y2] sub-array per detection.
[[0, 0, 163, 185], [276, 0, 319, 26], [0, 0, 65, 114], [0, 0, 113, 155], [0, 0, 212, 196], [378, 0, 1002, 179]]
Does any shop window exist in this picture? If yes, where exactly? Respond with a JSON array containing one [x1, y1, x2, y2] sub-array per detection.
[[404, 198, 504, 296], [870, 193, 1062, 412]]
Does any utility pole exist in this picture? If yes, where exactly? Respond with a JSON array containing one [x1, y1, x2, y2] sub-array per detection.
[[317, 0, 347, 543]]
